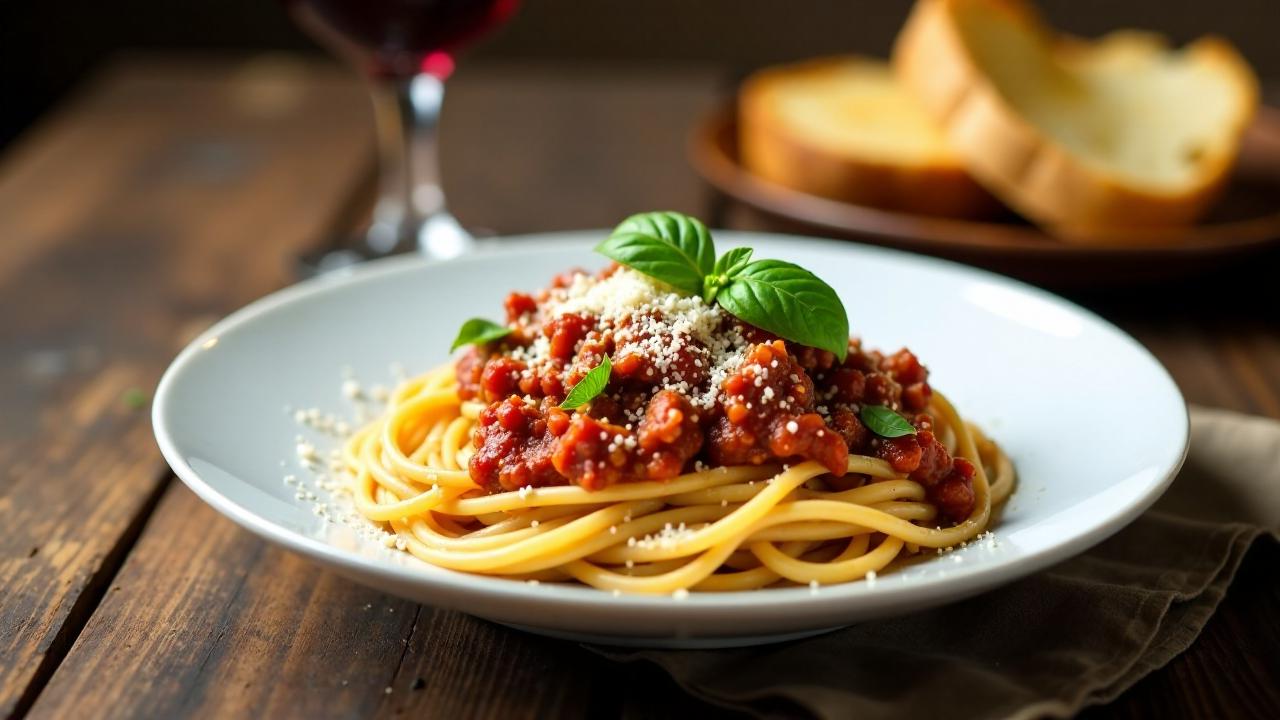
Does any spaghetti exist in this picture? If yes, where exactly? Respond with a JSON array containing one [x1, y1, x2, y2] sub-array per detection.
[[343, 365, 1015, 595]]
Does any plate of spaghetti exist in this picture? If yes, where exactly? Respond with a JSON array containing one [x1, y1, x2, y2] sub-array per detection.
[[154, 212, 1188, 647]]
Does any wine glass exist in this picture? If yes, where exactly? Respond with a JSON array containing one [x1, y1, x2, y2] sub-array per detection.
[[285, 0, 520, 273]]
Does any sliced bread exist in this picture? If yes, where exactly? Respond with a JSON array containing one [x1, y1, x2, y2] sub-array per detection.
[[739, 56, 998, 218], [893, 0, 1259, 240]]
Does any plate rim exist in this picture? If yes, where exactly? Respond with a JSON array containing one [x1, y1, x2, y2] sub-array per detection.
[[152, 230, 1190, 631]]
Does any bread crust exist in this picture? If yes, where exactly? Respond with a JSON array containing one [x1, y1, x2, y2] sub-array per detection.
[[892, 0, 1259, 243], [739, 56, 998, 219]]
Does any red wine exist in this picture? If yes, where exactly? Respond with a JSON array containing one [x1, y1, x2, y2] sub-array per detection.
[[288, 0, 520, 79]]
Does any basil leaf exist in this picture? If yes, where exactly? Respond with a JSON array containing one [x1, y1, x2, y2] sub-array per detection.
[[716, 260, 850, 361], [703, 246, 754, 302], [860, 405, 917, 438], [713, 247, 753, 279], [596, 211, 715, 296], [560, 355, 612, 410], [450, 318, 512, 352]]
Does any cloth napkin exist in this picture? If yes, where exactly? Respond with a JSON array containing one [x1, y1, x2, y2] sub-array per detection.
[[597, 407, 1280, 719]]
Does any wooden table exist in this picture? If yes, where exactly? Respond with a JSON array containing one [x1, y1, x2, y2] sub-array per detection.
[[2, 56, 1277, 719]]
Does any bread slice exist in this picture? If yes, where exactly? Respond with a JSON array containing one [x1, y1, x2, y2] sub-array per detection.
[[893, 0, 1259, 240], [739, 56, 998, 218]]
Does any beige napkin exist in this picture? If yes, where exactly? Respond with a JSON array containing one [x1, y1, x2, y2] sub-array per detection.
[[597, 407, 1280, 719]]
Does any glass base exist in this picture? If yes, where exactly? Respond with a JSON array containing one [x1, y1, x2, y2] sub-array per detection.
[[296, 210, 475, 278]]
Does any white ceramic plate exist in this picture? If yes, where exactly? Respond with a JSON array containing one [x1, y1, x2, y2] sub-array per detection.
[[154, 231, 1188, 647]]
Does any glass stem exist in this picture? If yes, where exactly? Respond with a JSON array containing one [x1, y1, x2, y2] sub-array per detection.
[[366, 73, 457, 256]]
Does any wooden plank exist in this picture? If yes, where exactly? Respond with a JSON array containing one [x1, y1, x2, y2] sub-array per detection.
[[18, 59, 723, 718], [1085, 313, 1280, 420], [376, 594, 602, 718], [0, 55, 374, 718], [1126, 323, 1262, 412], [1216, 328, 1280, 418], [25, 486, 416, 719], [27, 487, 602, 720]]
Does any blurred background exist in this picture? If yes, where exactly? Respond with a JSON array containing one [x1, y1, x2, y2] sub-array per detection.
[[3, 0, 1275, 151]]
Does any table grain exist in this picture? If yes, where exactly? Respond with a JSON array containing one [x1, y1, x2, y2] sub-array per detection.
[[1, 55, 1276, 720]]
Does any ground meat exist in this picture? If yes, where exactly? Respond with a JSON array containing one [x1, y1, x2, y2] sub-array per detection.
[[875, 419, 946, 478], [551, 413, 637, 490], [581, 392, 624, 425], [479, 356, 525, 402], [504, 292, 537, 323], [611, 312, 711, 389], [455, 346, 487, 401], [544, 313, 594, 362], [882, 349, 926, 385], [901, 382, 931, 413], [811, 341, 933, 412], [823, 365, 900, 408], [768, 413, 847, 474], [550, 391, 704, 490], [706, 417, 770, 467], [470, 396, 569, 492], [829, 407, 870, 450], [707, 341, 848, 476], [911, 432, 952, 487], [517, 357, 567, 399], [872, 415, 977, 523], [933, 459, 976, 523], [790, 344, 838, 373], [561, 331, 613, 392], [732, 319, 779, 347], [876, 434, 924, 475], [882, 349, 932, 412], [637, 390, 704, 479]]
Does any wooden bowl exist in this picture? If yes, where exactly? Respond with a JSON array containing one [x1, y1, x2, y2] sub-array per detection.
[[689, 104, 1280, 286]]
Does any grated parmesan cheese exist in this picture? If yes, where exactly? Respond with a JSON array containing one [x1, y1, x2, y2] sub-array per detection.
[[526, 269, 751, 410]]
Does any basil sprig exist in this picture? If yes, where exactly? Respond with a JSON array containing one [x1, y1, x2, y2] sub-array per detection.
[[860, 405, 917, 438], [600, 212, 715, 297], [450, 318, 512, 351], [705, 247, 752, 301], [596, 211, 849, 361], [560, 356, 612, 410]]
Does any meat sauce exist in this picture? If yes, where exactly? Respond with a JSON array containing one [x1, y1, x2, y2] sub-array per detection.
[[459, 266, 976, 523]]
